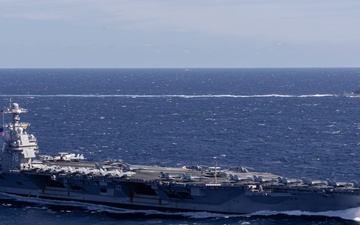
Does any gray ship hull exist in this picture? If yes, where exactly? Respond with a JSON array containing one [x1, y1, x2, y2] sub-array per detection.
[[1, 169, 360, 214], [1, 102, 360, 216]]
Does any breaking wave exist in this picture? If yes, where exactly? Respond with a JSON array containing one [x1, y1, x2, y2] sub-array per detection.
[[249, 208, 360, 221], [0, 94, 337, 98]]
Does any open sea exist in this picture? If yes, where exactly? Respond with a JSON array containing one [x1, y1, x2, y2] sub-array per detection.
[[1, 68, 360, 224]]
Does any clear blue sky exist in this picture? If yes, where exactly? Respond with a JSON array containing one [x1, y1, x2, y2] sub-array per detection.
[[0, 0, 359, 68]]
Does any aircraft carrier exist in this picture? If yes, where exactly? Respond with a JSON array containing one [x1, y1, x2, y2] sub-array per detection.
[[1, 101, 360, 214]]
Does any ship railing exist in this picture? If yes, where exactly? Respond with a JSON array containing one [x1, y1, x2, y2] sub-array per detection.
[[2, 122, 30, 129]]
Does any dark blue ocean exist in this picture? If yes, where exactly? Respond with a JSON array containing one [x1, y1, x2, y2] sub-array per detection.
[[1, 68, 360, 224]]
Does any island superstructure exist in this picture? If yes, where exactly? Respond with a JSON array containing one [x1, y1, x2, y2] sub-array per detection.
[[1, 102, 360, 214]]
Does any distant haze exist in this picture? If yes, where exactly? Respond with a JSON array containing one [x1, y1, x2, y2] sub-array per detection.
[[0, 0, 359, 68]]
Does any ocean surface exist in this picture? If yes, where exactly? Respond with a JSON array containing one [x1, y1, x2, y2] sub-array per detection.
[[1, 68, 360, 224]]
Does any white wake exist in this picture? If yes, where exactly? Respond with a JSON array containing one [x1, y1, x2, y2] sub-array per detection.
[[249, 207, 360, 221], [0, 94, 337, 98]]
